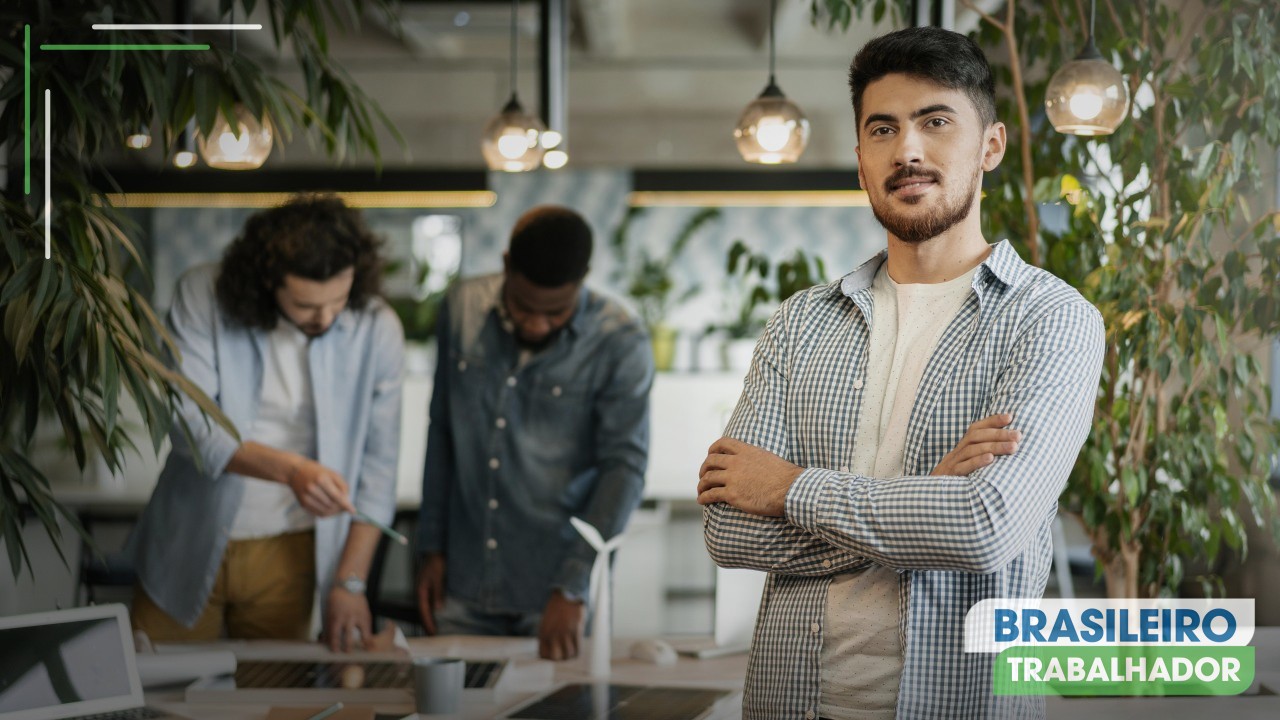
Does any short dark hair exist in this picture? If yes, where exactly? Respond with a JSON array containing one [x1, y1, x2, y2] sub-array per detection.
[[848, 26, 997, 130], [507, 205, 593, 287], [216, 194, 384, 329]]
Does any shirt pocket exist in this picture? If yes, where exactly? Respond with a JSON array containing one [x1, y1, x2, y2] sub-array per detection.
[[526, 375, 594, 453]]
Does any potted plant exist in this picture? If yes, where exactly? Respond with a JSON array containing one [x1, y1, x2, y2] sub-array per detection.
[[610, 206, 721, 371], [814, 0, 1280, 597], [710, 239, 827, 371], [0, 0, 400, 579]]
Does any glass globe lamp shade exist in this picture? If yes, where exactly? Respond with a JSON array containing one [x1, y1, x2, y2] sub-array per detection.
[[1045, 50, 1129, 136], [481, 96, 546, 172], [198, 104, 274, 170], [734, 83, 810, 164]]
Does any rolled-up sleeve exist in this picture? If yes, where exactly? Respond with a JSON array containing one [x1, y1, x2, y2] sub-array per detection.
[[784, 300, 1105, 574], [353, 307, 404, 526], [703, 292, 868, 577]]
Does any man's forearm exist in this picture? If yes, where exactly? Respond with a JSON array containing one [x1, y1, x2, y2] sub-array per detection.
[[224, 441, 307, 484], [334, 522, 382, 585]]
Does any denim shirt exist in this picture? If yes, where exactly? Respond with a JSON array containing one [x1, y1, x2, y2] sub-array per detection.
[[127, 264, 404, 627], [416, 274, 653, 613]]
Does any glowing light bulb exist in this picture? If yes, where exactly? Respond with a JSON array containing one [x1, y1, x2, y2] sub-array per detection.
[[498, 131, 532, 159], [754, 117, 794, 152], [1068, 89, 1105, 120]]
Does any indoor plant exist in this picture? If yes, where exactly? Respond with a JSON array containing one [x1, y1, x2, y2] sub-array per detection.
[[609, 206, 721, 371], [0, 0, 400, 579]]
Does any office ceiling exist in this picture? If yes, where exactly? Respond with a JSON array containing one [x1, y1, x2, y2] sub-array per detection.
[[175, 0, 993, 169]]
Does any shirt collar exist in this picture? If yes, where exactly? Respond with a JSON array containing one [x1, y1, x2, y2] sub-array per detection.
[[836, 238, 1028, 300]]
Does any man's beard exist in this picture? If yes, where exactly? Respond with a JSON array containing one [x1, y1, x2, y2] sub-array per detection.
[[870, 165, 980, 244]]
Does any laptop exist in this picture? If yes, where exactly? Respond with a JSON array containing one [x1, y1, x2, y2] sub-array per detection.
[[668, 567, 766, 659], [0, 604, 185, 720]]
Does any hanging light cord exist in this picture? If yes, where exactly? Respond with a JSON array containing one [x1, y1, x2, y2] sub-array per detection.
[[509, 0, 519, 98], [768, 0, 777, 86], [1088, 0, 1096, 42]]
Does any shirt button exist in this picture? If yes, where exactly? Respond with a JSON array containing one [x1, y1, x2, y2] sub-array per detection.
[[506, 376, 517, 387], [457, 360, 467, 372], [840, 466, 850, 473], [551, 385, 562, 397], [822, 559, 832, 568], [488, 498, 499, 510], [805, 711, 816, 720], [811, 623, 820, 634], [486, 538, 498, 550], [852, 378, 864, 390], [489, 458, 500, 470], [495, 417, 507, 429]]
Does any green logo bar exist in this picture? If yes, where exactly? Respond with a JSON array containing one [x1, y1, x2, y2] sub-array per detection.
[[993, 645, 1255, 696]]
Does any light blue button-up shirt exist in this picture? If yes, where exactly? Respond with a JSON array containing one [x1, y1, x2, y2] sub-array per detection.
[[128, 264, 404, 627], [416, 274, 653, 613]]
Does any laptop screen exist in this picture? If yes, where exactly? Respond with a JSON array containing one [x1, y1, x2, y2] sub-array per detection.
[[0, 604, 143, 720]]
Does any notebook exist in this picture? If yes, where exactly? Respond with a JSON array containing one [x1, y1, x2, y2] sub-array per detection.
[[0, 604, 186, 720]]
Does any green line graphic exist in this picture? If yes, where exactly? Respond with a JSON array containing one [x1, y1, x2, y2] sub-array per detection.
[[40, 44, 210, 51], [24, 25, 29, 195]]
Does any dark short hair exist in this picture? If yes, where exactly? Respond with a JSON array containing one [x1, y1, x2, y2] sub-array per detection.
[[848, 26, 997, 130], [507, 205, 593, 287], [216, 194, 384, 329]]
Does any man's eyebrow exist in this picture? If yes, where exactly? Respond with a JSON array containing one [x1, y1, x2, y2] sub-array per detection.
[[863, 112, 896, 129], [911, 104, 958, 119], [863, 104, 961, 129]]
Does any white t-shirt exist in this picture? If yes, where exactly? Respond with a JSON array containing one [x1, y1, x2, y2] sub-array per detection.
[[820, 262, 979, 719], [229, 320, 318, 539]]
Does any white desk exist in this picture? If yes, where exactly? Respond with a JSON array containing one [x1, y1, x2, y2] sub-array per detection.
[[144, 635, 746, 720], [147, 630, 1280, 720]]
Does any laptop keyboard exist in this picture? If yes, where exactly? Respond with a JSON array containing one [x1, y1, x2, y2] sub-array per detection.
[[71, 708, 171, 720]]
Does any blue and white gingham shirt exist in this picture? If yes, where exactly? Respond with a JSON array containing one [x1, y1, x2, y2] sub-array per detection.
[[704, 240, 1105, 720]]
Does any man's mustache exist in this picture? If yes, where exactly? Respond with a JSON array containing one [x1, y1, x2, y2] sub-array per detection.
[[884, 166, 942, 193]]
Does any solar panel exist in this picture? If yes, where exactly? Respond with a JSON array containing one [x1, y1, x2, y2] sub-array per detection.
[[504, 684, 733, 720]]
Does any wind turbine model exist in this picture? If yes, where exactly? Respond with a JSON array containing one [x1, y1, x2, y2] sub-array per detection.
[[569, 516, 627, 678]]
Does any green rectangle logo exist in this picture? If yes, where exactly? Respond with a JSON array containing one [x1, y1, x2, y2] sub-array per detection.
[[993, 645, 1255, 696]]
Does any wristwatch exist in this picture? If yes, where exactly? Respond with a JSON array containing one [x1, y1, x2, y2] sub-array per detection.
[[338, 574, 366, 595]]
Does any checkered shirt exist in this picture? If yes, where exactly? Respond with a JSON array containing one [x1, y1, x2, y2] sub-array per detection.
[[703, 240, 1105, 719]]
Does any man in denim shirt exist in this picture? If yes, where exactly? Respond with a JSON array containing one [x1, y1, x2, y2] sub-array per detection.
[[416, 206, 653, 661]]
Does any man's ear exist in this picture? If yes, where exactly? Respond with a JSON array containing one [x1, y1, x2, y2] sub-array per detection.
[[856, 144, 866, 191], [982, 121, 1007, 172]]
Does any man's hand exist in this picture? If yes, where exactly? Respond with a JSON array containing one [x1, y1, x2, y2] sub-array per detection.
[[416, 553, 447, 635], [696, 437, 804, 516], [287, 461, 356, 517], [931, 413, 1022, 476], [538, 591, 584, 661], [325, 585, 373, 653]]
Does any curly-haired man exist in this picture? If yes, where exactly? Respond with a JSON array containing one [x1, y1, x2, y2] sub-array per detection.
[[128, 194, 404, 652]]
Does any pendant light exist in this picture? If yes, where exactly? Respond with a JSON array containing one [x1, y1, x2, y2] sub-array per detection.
[[481, 0, 546, 172], [1045, 0, 1128, 136], [199, 7, 274, 169], [125, 124, 152, 149], [734, 0, 809, 164], [199, 104, 274, 169], [172, 120, 199, 169]]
